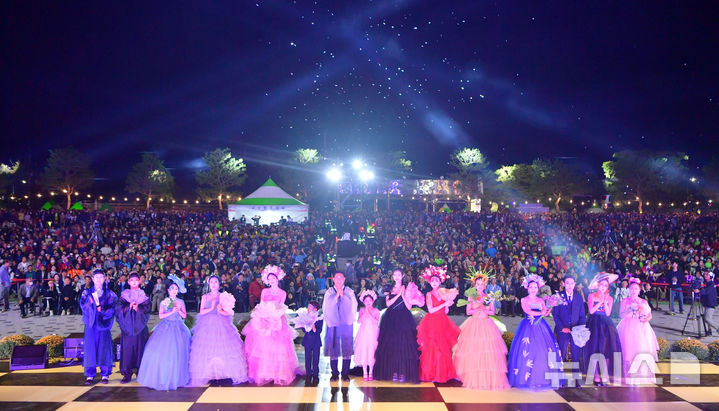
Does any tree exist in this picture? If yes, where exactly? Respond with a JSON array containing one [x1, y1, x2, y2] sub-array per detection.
[[275, 148, 323, 203], [531, 159, 585, 212], [40, 147, 94, 210], [295, 148, 320, 164], [603, 150, 689, 214], [125, 153, 175, 209], [0, 160, 20, 194], [701, 156, 719, 199], [195, 148, 246, 210], [450, 147, 490, 199]]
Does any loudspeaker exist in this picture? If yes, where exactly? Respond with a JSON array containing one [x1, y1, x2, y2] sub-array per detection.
[[10, 345, 47, 370], [65, 333, 84, 359], [337, 240, 357, 257]]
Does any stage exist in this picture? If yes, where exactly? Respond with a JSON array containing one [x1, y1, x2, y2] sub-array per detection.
[[0, 360, 718, 410]]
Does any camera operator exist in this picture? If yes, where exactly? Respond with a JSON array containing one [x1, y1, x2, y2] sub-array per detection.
[[694, 271, 717, 337]]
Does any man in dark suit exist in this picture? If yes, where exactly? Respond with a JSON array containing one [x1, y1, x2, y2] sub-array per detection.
[[552, 275, 586, 370]]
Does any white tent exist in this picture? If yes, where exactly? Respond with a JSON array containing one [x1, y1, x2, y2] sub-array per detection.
[[228, 178, 308, 224]]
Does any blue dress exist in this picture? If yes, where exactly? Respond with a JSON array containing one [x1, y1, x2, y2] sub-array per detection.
[[507, 304, 563, 389], [583, 301, 622, 379], [137, 299, 191, 390]]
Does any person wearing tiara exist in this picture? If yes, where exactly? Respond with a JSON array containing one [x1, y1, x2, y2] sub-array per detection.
[[243, 265, 300, 385], [355, 289, 380, 381], [507, 274, 564, 389], [80, 269, 117, 385], [374, 268, 423, 383], [321, 272, 357, 382], [453, 269, 510, 390], [616, 277, 657, 384], [583, 272, 623, 386], [137, 275, 191, 390], [116, 271, 151, 384], [189, 275, 249, 386], [416, 265, 460, 383]]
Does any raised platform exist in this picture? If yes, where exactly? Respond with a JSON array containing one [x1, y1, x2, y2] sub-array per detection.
[[0, 360, 718, 410]]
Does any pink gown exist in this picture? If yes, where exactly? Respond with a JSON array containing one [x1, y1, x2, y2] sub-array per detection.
[[354, 307, 380, 366], [452, 302, 510, 390], [616, 298, 658, 384], [242, 291, 300, 385]]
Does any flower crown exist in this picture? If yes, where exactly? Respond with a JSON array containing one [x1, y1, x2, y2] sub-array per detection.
[[261, 264, 286, 285], [421, 265, 448, 282], [359, 289, 377, 303], [627, 277, 641, 286], [521, 273, 546, 289], [466, 266, 495, 284]]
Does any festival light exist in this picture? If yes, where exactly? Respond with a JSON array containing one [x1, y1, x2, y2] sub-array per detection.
[[326, 167, 342, 182], [352, 159, 363, 170], [112, 197, 116, 201]]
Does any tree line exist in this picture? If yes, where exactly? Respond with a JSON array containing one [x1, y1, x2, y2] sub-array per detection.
[[1, 146, 716, 212]]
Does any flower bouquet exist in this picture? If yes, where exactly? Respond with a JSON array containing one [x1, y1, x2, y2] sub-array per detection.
[[291, 307, 322, 332], [437, 287, 459, 303], [405, 282, 425, 307], [161, 297, 175, 311], [543, 292, 568, 309], [219, 291, 236, 314]]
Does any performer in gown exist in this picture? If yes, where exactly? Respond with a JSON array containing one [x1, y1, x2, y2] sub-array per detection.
[[552, 275, 586, 372], [243, 265, 300, 385], [322, 272, 357, 382], [80, 269, 117, 385], [616, 277, 658, 385], [116, 272, 151, 383], [507, 274, 564, 389], [583, 272, 623, 386], [417, 265, 460, 383], [374, 269, 423, 383], [453, 269, 510, 390], [354, 289, 380, 381], [137, 275, 191, 390], [189, 275, 249, 386]]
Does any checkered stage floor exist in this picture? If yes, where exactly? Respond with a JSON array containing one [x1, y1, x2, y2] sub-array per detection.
[[1, 360, 719, 411]]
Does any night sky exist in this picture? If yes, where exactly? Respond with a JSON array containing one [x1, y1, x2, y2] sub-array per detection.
[[2, 1, 717, 195]]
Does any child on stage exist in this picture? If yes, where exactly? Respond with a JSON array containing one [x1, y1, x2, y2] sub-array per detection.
[[243, 265, 300, 385], [355, 290, 380, 381], [80, 269, 117, 385], [189, 275, 249, 386], [416, 265, 460, 383], [138, 275, 191, 390], [583, 272, 623, 386], [295, 301, 323, 384], [507, 274, 564, 389], [453, 269, 509, 390], [616, 277, 657, 384], [116, 272, 151, 383]]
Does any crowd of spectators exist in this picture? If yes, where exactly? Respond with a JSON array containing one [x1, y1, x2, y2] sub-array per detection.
[[0, 208, 717, 321]]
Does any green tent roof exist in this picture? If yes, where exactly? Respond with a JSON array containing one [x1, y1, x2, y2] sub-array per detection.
[[231, 178, 306, 206], [234, 197, 305, 205]]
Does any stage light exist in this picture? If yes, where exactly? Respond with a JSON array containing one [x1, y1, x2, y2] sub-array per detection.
[[124, 197, 128, 201], [21, 180, 26, 184], [359, 169, 374, 181], [86, 194, 91, 198], [352, 159, 363, 170], [690, 177, 697, 182], [183, 200, 188, 204], [111, 197, 116, 201], [326, 167, 342, 182], [99, 196, 103, 200]]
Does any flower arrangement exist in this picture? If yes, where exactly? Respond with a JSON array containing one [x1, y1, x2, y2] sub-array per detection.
[[521, 274, 545, 289], [483, 290, 503, 306], [184, 313, 196, 330], [161, 297, 175, 311], [657, 337, 670, 360], [405, 282, 425, 307], [543, 292, 568, 308], [502, 332, 514, 352], [708, 340, 719, 362], [291, 307, 322, 332], [35, 335, 65, 358], [421, 265, 448, 282], [0, 334, 35, 359], [261, 264, 286, 285], [465, 265, 495, 285], [219, 291, 236, 314], [437, 287, 459, 302], [671, 338, 709, 361]]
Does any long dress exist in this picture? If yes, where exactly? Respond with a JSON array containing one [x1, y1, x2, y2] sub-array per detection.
[[80, 287, 117, 376], [189, 293, 249, 385], [583, 300, 623, 381], [242, 292, 300, 385], [453, 302, 510, 390], [354, 307, 380, 367], [616, 298, 658, 384], [417, 293, 460, 382], [374, 293, 420, 383], [137, 299, 191, 390], [507, 305, 563, 389]]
